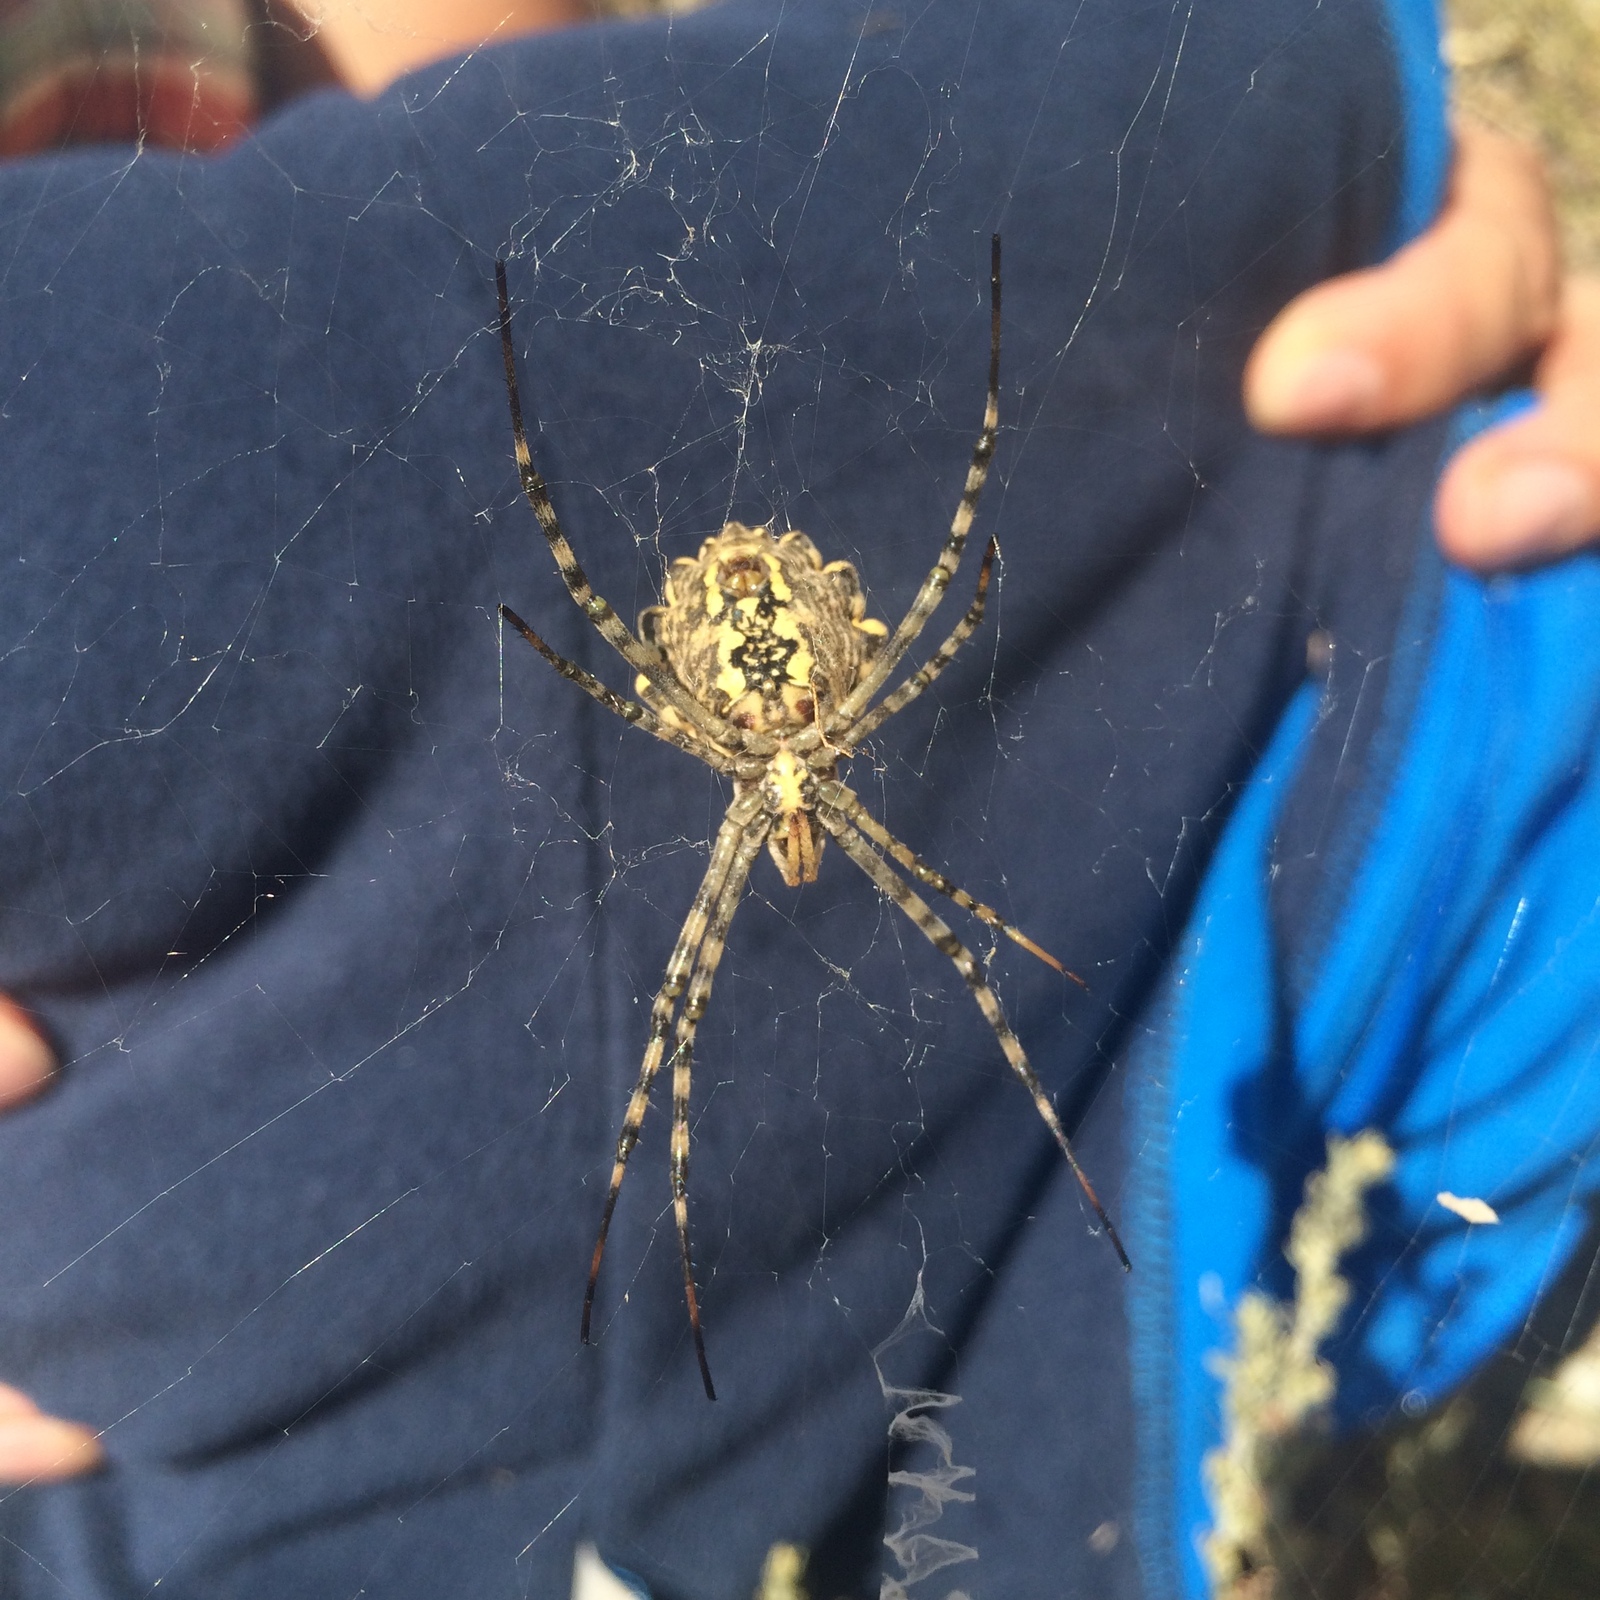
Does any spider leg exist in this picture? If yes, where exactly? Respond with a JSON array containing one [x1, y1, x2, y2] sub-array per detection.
[[819, 810, 1129, 1271], [841, 536, 997, 747], [829, 236, 1002, 732], [494, 262, 754, 753], [665, 815, 770, 1400], [815, 778, 1083, 984], [500, 605, 736, 774], [582, 791, 764, 1348]]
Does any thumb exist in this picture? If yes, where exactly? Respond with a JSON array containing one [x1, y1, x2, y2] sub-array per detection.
[[1245, 121, 1559, 434], [0, 998, 56, 1110], [0, 1384, 104, 1483]]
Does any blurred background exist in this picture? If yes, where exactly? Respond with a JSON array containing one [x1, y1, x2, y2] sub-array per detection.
[[1447, 0, 1600, 270]]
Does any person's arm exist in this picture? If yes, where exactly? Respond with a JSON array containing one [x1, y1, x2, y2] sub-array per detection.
[[1246, 120, 1598, 568]]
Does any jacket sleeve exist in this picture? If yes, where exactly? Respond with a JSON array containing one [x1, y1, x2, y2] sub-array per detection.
[[1129, 399, 1600, 1598]]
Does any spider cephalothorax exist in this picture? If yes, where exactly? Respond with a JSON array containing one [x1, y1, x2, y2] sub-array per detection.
[[495, 240, 1127, 1402], [638, 522, 889, 885]]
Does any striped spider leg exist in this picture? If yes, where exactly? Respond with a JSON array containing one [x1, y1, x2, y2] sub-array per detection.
[[580, 792, 770, 1401], [495, 260, 775, 760], [497, 234, 1124, 1401], [658, 816, 771, 1398], [843, 534, 997, 748], [498, 604, 738, 774], [505, 585, 766, 1397], [806, 237, 1124, 1265], [815, 810, 1130, 1270], [814, 776, 1084, 984]]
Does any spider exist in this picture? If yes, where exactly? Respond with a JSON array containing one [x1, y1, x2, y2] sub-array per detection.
[[494, 239, 1128, 1401]]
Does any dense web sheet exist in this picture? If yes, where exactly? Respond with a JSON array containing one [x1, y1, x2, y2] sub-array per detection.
[[2, 2, 1600, 1598]]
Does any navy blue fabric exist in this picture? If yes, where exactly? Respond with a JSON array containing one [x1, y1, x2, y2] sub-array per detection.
[[0, 1, 1424, 1595]]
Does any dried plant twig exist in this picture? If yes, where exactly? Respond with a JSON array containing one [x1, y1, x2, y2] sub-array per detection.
[[1203, 1130, 1397, 1599]]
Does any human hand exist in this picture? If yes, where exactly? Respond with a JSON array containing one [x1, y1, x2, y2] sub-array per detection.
[[0, 1001, 104, 1482], [1245, 121, 1600, 570]]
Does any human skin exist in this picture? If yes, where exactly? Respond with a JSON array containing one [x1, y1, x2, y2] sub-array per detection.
[[1247, 120, 1598, 568], [305, 0, 589, 96], [0, 83, 1591, 1485]]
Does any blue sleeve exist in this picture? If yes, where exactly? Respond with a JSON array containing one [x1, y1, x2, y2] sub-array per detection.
[[1132, 532, 1600, 1596], [1125, 7, 1600, 1589]]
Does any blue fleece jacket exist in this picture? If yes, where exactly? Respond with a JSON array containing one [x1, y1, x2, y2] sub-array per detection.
[[3, 4, 1588, 1599]]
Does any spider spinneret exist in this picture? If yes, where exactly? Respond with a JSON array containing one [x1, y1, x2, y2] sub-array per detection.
[[494, 239, 1127, 1403]]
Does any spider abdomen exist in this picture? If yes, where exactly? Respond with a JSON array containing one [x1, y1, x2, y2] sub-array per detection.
[[638, 522, 887, 735]]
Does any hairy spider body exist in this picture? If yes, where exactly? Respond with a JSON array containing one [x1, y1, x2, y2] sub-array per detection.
[[641, 522, 888, 737], [640, 522, 889, 884], [494, 241, 1127, 1403]]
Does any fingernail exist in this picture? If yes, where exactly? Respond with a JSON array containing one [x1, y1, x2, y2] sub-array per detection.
[[1485, 461, 1597, 558], [1251, 347, 1385, 431], [0, 1001, 54, 1108]]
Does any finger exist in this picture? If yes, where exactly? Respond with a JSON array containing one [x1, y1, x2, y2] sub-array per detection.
[[0, 998, 55, 1109], [1246, 122, 1560, 434], [0, 1389, 103, 1482], [1436, 276, 1600, 567], [0, 1382, 42, 1419]]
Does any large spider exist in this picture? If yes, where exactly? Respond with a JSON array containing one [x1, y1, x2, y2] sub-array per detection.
[[495, 240, 1127, 1401]]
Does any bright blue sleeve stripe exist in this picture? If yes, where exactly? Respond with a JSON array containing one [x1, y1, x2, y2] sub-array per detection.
[[1127, 689, 1323, 1600], [1308, 546, 1600, 1410], [1126, 10, 1464, 1593], [1131, 548, 1600, 1597], [1130, 408, 1600, 1599], [1379, 0, 1450, 249]]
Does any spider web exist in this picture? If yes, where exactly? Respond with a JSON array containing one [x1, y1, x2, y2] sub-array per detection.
[[0, 2, 1598, 1598]]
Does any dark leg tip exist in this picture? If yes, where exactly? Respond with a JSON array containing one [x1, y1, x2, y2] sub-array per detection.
[[692, 1328, 717, 1400]]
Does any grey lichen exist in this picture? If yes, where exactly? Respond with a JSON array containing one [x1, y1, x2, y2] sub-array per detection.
[[1202, 1130, 1397, 1599]]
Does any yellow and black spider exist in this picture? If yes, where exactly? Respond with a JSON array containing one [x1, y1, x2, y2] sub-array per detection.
[[494, 239, 1127, 1401]]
